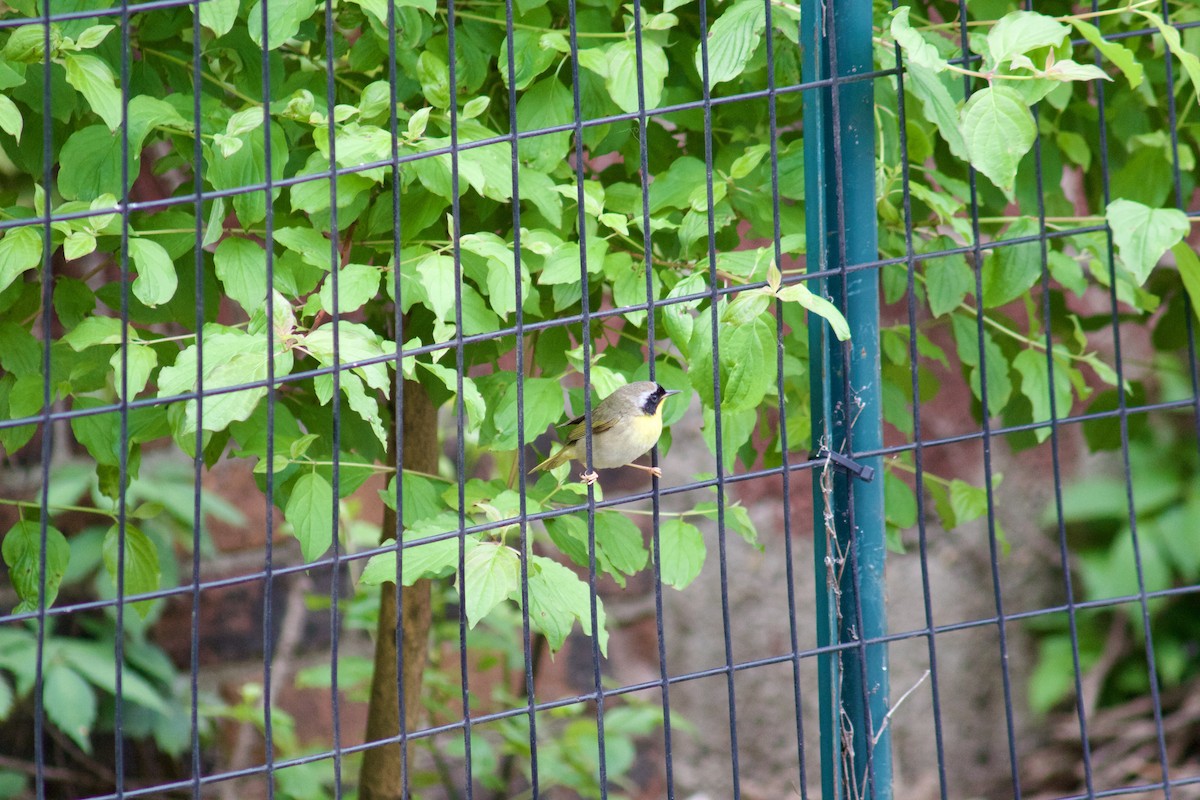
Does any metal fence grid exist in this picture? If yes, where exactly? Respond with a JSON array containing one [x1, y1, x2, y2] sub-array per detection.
[[1, 0, 1199, 798]]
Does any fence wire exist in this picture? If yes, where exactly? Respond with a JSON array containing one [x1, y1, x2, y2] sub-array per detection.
[[1, 0, 1199, 799]]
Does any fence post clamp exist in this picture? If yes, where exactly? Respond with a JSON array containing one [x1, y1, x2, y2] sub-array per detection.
[[813, 446, 876, 482]]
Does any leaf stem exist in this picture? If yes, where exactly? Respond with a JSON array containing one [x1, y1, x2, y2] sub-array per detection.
[[909, 0, 1157, 31], [141, 47, 260, 105], [1, 498, 118, 519], [886, 457, 953, 488], [448, 10, 629, 37]]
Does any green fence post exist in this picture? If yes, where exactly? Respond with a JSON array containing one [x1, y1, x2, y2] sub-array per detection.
[[800, 0, 891, 798]]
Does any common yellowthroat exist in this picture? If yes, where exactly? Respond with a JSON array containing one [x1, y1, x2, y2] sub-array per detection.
[[532, 381, 682, 485]]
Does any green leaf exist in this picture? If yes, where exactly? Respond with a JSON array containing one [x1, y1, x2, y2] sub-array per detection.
[[0, 322, 40, 377], [518, 171, 562, 228], [101, 524, 161, 618], [1040, 58, 1111, 83], [490, 376, 565, 449], [658, 518, 705, 590], [213, 237, 267, 316], [360, 518, 468, 586], [157, 329, 293, 435], [407, 107, 431, 140], [722, 291, 771, 327], [109, 343, 157, 400], [719, 317, 773, 411], [461, 231, 527, 318], [1104, 199, 1190, 286], [925, 252, 972, 317], [57, 126, 124, 200], [1079, 528, 1170, 606], [959, 85, 1035, 196], [985, 11, 1068, 70], [1013, 349, 1073, 443], [301, 321, 393, 393], [499, 30, 558, 92], [418, 361, 488, 433], [348, 0, 435, 27], [884, 470, 918, 530], [63, 315, 123, 349], [197, 0, 239, 37], [44, 665, 96, 752], [728, 144, 770, 180], [1055, 130, 1091, 171], [516, 78, 573, 172], [776, 281, 851, 341], [225, 107, 265, 138], [594, 511, 649, 586], [357, 82, 390, 121], [0, 227, 43, 294], [206, 123, 288, 226], [58, 640, 167, 713], [129, 238, 177, 307], [53, 277, 96, 328], [577, 46, 609, 79], [1172, 242, 1200, 327], [461, 542, 520, 628], [3, 24, 57, 63], [3, 521, 70, 612], [527, 554, 608, 655], [462, 95, 489, 119], [416, 51, 450, 108], [1133, 9, 1200, 113], [698, 405, 756, 473], [274, 227, 331, 270], [379, 471, 448, 527], [248, 0, 316, 50], [889, 7, 949, 73], [948, 478, 988, 525], [318, 263, 382, 315], [415, 253, 457, 321], [63, 231, 96, 261], [1069, 18, 1143, 89], [662, 272, 705, 355], [697, 0, 766, 86], [610, 255, 660, 326], [287, 472, 334, 561], [982, 219, 1040, 308], [0, 672, 12, 721], [0, 93, 22, 142], [724, 503, 760, 549], [543, 514, 588, 568], [63, 54, 121, 131], [950, 312, 1012, 412], [903, 62, 969, 163], [325, 123, 391, 171], [73, 24, 114, 50], [605, 39, 667, 113], [1028, 637, 1078, 715]]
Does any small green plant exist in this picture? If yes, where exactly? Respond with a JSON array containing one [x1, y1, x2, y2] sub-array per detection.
[[1028, 411, 1200, 716]]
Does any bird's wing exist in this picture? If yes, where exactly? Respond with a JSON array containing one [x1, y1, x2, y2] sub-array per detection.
[[563, 413, 618, 443]]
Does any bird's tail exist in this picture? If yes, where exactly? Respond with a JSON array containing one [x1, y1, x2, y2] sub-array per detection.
[[530, 446, 571, 474]]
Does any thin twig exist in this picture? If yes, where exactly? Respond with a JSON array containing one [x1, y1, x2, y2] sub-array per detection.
[[873, 669, 931, 746]]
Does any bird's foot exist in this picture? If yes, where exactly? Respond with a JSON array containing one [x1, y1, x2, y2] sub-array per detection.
[[580, 470, 600, 486], [628, 463, 664, 479]]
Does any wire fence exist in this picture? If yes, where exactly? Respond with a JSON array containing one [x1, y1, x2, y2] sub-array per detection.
[[0, 0, 1199, 798]]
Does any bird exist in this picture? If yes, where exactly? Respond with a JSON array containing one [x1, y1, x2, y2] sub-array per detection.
[[531, 381, 682, 485]]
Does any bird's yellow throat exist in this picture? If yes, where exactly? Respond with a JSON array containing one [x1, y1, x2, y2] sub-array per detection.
[[626, 405, 666, 448]]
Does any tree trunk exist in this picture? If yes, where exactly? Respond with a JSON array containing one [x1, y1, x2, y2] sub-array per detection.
[[359, 380, 438, 800]]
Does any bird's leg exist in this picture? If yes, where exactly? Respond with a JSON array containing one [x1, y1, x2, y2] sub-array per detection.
[[580, 470, 600, 485], [626, 463, 664, 479]]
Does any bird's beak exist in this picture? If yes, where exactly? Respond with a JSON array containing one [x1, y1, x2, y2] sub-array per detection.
[[664, 389, 681, 397]]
